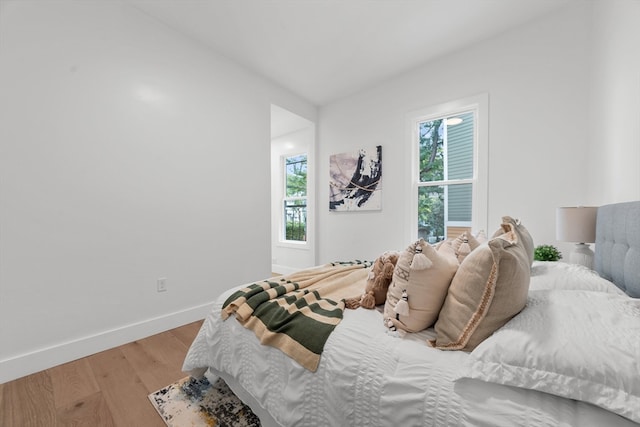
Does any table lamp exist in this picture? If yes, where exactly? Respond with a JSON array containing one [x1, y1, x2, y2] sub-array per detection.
[[556, 206, 598, 269]]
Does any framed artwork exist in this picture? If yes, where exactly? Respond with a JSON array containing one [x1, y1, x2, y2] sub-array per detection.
[[329, 145, 382, 211]]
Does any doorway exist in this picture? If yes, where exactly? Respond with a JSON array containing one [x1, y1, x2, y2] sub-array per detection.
[[270, 104, 316, 274]]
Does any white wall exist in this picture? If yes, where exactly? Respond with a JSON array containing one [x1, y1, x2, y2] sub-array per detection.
[[317, 2, 593, 264], [588, 0, 640, 204], [0, 0, 315, 382], [271, 126, 316, 274]]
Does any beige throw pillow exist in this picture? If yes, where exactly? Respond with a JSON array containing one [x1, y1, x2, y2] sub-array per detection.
[[384, 239, 458, 333], [492, 216, 534, 267], [436, 231, 488, 263], [431, 224, 530, 351], [451, 231, 482, 263]]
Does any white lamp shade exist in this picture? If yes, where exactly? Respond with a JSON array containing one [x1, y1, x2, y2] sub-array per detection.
[[556, 206, 598, 243]]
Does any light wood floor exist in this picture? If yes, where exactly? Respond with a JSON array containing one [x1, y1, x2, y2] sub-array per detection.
[[0, 319, 204, 427]]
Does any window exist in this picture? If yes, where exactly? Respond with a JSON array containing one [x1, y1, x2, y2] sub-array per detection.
[[410, 95, 488, 242], [283, 154, 307, 242]]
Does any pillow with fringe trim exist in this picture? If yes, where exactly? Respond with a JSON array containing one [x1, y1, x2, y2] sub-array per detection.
[[384, 238, 458, 333]]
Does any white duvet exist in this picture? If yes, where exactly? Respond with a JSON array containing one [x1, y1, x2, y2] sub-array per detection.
[[183, 262, 639, 426]]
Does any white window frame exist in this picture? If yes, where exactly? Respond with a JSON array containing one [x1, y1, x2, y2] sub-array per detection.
[[281, 152, 308, 247], [406, 93, 489, 241]]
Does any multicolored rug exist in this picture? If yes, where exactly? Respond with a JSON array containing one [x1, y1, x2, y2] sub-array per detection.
[[148, 376, 261, 427]]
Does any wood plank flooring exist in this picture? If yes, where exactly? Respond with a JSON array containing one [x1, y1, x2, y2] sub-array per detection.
[[0, 320, 203, 427]]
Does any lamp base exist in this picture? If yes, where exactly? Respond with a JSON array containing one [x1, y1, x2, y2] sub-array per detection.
[[570, 243, 594, 269]]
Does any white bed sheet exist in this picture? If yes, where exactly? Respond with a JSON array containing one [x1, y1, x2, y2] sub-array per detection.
[[183, 264, 638, 427]]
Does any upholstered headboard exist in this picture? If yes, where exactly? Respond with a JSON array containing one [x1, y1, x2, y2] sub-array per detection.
[[594, 201, 640, 297]]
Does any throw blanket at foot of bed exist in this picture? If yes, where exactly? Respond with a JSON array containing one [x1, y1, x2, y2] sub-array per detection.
[[222, 261, 371, 372]]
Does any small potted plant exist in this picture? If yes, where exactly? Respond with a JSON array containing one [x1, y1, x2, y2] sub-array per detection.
[[534, 245, 562, 262]]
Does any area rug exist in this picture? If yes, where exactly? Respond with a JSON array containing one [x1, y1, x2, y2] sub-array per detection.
[[148, 376, 261, 427]]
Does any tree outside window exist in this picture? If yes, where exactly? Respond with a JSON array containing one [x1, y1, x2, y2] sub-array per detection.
[[418, 112, 474, 242], [284, 154, 307, 242]]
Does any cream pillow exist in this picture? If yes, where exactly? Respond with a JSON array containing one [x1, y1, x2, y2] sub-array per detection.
[[384, 239, 458, 333], [431, 223, 530, 351]]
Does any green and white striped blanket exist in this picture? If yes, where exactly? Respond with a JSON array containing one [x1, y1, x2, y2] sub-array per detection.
[[221, 261, 371, 372]]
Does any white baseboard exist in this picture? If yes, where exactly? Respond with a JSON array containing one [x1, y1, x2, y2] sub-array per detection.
[[0, 302, 213, 384]]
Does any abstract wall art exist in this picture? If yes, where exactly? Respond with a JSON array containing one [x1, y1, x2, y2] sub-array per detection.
[[329, 145, 382, 211]]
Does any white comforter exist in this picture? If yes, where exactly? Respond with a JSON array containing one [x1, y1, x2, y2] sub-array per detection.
[[183, 262, 639, 427]]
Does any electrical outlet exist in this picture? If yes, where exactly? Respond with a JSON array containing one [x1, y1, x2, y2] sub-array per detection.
[[157, 277, 167, 292]]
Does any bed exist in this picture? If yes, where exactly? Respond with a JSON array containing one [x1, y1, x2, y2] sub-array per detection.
[[183, 201, 640, 426]]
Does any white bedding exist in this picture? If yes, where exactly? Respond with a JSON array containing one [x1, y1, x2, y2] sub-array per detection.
[[529, 261, 628, 295], [183, 262, 639, 426], [460, 289, 640, 423]]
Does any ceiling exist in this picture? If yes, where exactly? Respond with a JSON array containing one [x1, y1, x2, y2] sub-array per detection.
[[128, 0, 575, 107]]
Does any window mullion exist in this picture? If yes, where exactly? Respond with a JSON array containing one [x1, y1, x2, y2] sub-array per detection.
[[417, 178, 473, 187]]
